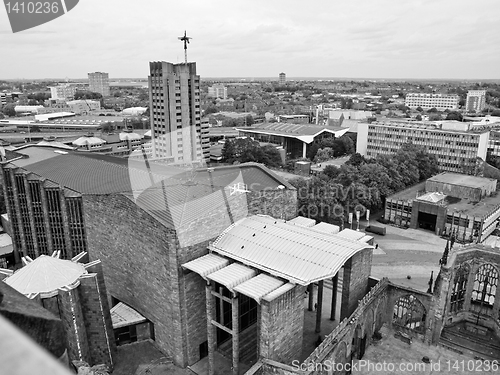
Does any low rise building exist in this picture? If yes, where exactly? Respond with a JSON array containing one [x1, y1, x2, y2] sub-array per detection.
[[237, 123, 348, 159], [384, 172, 500, 242]]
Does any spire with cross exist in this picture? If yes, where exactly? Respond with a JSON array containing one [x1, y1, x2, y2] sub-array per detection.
[[178, 30, 192, 64]]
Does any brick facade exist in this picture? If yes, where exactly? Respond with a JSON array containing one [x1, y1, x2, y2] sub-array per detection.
[[259, 285, 306, 365], [340, 248, 373, 320]]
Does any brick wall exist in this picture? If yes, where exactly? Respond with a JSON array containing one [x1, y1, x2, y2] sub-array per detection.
[[82, 194, 181, 363], [340, 248, 373, 320], [260, 285, 305, 365]]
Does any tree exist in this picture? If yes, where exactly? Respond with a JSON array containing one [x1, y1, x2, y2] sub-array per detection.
[[415, 114, 422, 121], [2, 103, 16, 117], [429, 114, 442, 121], [445, 111, 463, 121], [322, 165, 340, 179], [221, 139, 237, 163], [245, 114, 254, 126], [416, 107, 424, 112], [306, 143, 320, 161], [427, 107, 438, 113], [345, 153, 367, 167], [204, 106, 218, 115], [314, 148, 333, 163]]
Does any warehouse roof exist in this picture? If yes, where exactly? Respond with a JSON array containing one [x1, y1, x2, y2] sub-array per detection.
[[427, 172, 496, 189], [237, 123, 349, 144]]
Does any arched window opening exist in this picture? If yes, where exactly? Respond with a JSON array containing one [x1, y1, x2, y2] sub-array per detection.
[[450, 263, 469, 313], [471, 264, 498, 314], [393, 295, 426, 334]]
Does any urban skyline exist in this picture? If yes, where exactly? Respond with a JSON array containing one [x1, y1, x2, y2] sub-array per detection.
[[1, 0, 499, 80]]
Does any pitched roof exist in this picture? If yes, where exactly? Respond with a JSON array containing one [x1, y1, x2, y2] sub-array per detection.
[[209, 215, 373, 285]]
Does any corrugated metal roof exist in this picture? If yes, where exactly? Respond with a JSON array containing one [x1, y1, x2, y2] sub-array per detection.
[[233, 274, 284, 303], [262, 283, 295, 302], [360, 235, 373, 243], [288, 216, 316, 228], [207, 263, 256, 290], [110, 302, 147, 329], [313, 222, 340, 234], [182, 253, 230, 278], [210, 215, 372, 285], [337, 229, 366, 241]]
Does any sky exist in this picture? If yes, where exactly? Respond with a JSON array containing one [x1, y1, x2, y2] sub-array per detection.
[[1, 0, 499, 80]]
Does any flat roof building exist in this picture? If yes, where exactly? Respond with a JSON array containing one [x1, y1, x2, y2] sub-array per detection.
[[149, 61, 208, 164], [88, 72, 110, 97], [405, 93, 459, 110], [466, 90, 486, 113], [357, 120, 490, 175], [384, 172, 500, 242]]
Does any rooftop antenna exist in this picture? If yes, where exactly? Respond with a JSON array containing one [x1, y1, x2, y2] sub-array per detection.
[[178, 30, 192, 64]]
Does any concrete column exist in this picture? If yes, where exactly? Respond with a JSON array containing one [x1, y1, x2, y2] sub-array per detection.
[[315, 280, 324, 333], [330, 274, 338, 321], [308, 284, 314, 311], [205, 283, 215, 375], [302, 142, 306, 158], [231, 295, 239, 375]]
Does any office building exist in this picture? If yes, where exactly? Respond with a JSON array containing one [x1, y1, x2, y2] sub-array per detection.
[[466, 90, 486, 113], [149, 61, 207, 164], [279, 72, 286, 85], [405, 93, 459, 110], [357, 120, 489, 174], [49, 84, 76, 101], [88, 72, 110, 97], [207, 84, 227, 99]]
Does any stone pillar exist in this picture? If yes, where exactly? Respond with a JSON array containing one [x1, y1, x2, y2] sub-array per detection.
[[308, 284, 314, 311], [57, 288, 90, 363], [231, 295, 239, 375], [206, 283, 215, 375], [302, 142, 307, 158], [330, 274, 338, 321], [341, 248, 373, 320], [315, 280, 323, 333]]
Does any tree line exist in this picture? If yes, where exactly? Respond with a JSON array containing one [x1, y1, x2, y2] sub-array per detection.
[[288, 142, 439, 224]]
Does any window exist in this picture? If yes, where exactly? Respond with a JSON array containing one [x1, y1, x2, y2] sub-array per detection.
[[450, 263, 469, 313], [471, 264, 498, 313], [393, 295, 426, 334]]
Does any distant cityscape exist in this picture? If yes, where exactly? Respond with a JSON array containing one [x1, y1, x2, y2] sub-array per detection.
[[1, 35, 500, 375]]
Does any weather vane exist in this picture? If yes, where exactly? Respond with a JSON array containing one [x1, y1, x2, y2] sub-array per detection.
[[178, 30, 192, 64]]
